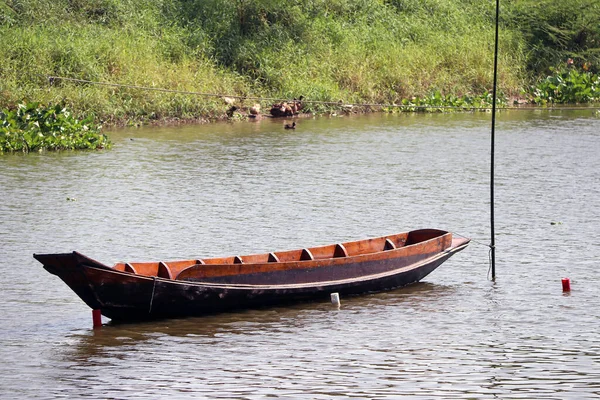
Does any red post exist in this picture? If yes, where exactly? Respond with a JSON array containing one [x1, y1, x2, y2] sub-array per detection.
[[561, 278, 571, 292], [92, 309, 102, 328]]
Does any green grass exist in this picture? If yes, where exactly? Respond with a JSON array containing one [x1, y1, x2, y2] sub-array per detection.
[[0, 0, 598, 128]]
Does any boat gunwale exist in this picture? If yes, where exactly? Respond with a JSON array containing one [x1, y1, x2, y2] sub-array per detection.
[[166, 240, 468, 290], [174, 231, 452, 281], [71, 233, 468, 290], [110, 229, 451, 277], [114, 230, 416, 269]]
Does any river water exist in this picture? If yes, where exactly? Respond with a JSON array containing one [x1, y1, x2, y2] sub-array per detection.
[[1, 110, 599, 398]]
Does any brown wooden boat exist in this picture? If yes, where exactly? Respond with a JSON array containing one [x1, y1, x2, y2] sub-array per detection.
[[34, 229, 469, 322]]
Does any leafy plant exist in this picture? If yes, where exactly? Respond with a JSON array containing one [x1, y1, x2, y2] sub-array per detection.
[[389, 90, 505, 112], [0, 102, 110, 153], [528, 67, 600, 104]]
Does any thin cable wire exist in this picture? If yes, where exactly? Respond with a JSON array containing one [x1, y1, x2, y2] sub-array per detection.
[[46, 75, 599, 111], [453, 232, 491, 249], [453, 232, 495, 280]]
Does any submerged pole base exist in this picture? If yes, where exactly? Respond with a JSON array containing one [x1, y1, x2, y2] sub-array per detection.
[[92, 309, 102, 328]]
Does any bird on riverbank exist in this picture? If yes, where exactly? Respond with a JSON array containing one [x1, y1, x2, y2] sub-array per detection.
[[249, 104, 261, 116], [270, 96, 304, 117], [222, 96, 236, 106], [226, 105, 238, 118], [284, 122, 296, 129]]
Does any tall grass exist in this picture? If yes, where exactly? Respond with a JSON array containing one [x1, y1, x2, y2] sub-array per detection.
[[506, 0, 600, 75], [1, 0, 595, 124], [0, 0, 249, 122], [178, 0, 525, 103]]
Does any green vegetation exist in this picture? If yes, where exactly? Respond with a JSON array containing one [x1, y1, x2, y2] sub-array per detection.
[[0, 0, 599, 135], [391, 90, 505, 112], [0, 102, 110, 153], [506, 0, 600, 76], [528, 67, 600, 104]]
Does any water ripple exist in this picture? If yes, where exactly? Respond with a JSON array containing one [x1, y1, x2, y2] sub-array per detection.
[[1, 111, 600, 398]]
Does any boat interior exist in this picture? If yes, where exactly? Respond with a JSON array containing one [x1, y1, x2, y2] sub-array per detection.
[[111, 229, 448, 281]]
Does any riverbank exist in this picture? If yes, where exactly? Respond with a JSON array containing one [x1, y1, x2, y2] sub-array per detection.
[[1, 0, 598, 127]]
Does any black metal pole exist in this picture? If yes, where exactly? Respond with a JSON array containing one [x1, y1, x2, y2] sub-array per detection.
[[490, 0, 499, 279]]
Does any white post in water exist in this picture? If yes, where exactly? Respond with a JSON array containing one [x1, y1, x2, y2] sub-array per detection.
[[330, 292, 341, 307]]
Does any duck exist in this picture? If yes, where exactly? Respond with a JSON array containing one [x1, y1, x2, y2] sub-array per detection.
[[270, 96, 304, 117], [291, 96, 304, 114], [226, 105, 238, 118], [249, 103, 261, 115], [270, 103, 285, 117], [274, 102, 293, 117], [222, 96, 236, 106], [284, 122, 296, 129]]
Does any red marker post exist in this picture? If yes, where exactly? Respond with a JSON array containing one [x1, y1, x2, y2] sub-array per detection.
[[92, 309, 102, 328], [561, 278, 571, 292]]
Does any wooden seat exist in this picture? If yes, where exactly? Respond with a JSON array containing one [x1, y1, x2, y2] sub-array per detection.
[[333, 243, 348, 258], [124, 263, 137, 274], [384, 238, 396, 251], [300, 248, 314, 261], [158, 261, 174, 279]]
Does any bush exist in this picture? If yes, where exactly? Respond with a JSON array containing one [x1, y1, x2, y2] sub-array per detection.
[[527, 67, 600, 104], [506, 0, 600, 75], [0, 102, 110, 153]]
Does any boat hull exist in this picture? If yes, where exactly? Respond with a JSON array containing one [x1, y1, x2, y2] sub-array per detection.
[[34, 231, 469, 322]]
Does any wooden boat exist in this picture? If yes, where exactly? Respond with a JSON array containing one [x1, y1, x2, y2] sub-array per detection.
[[34, 229, 469, 322]]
